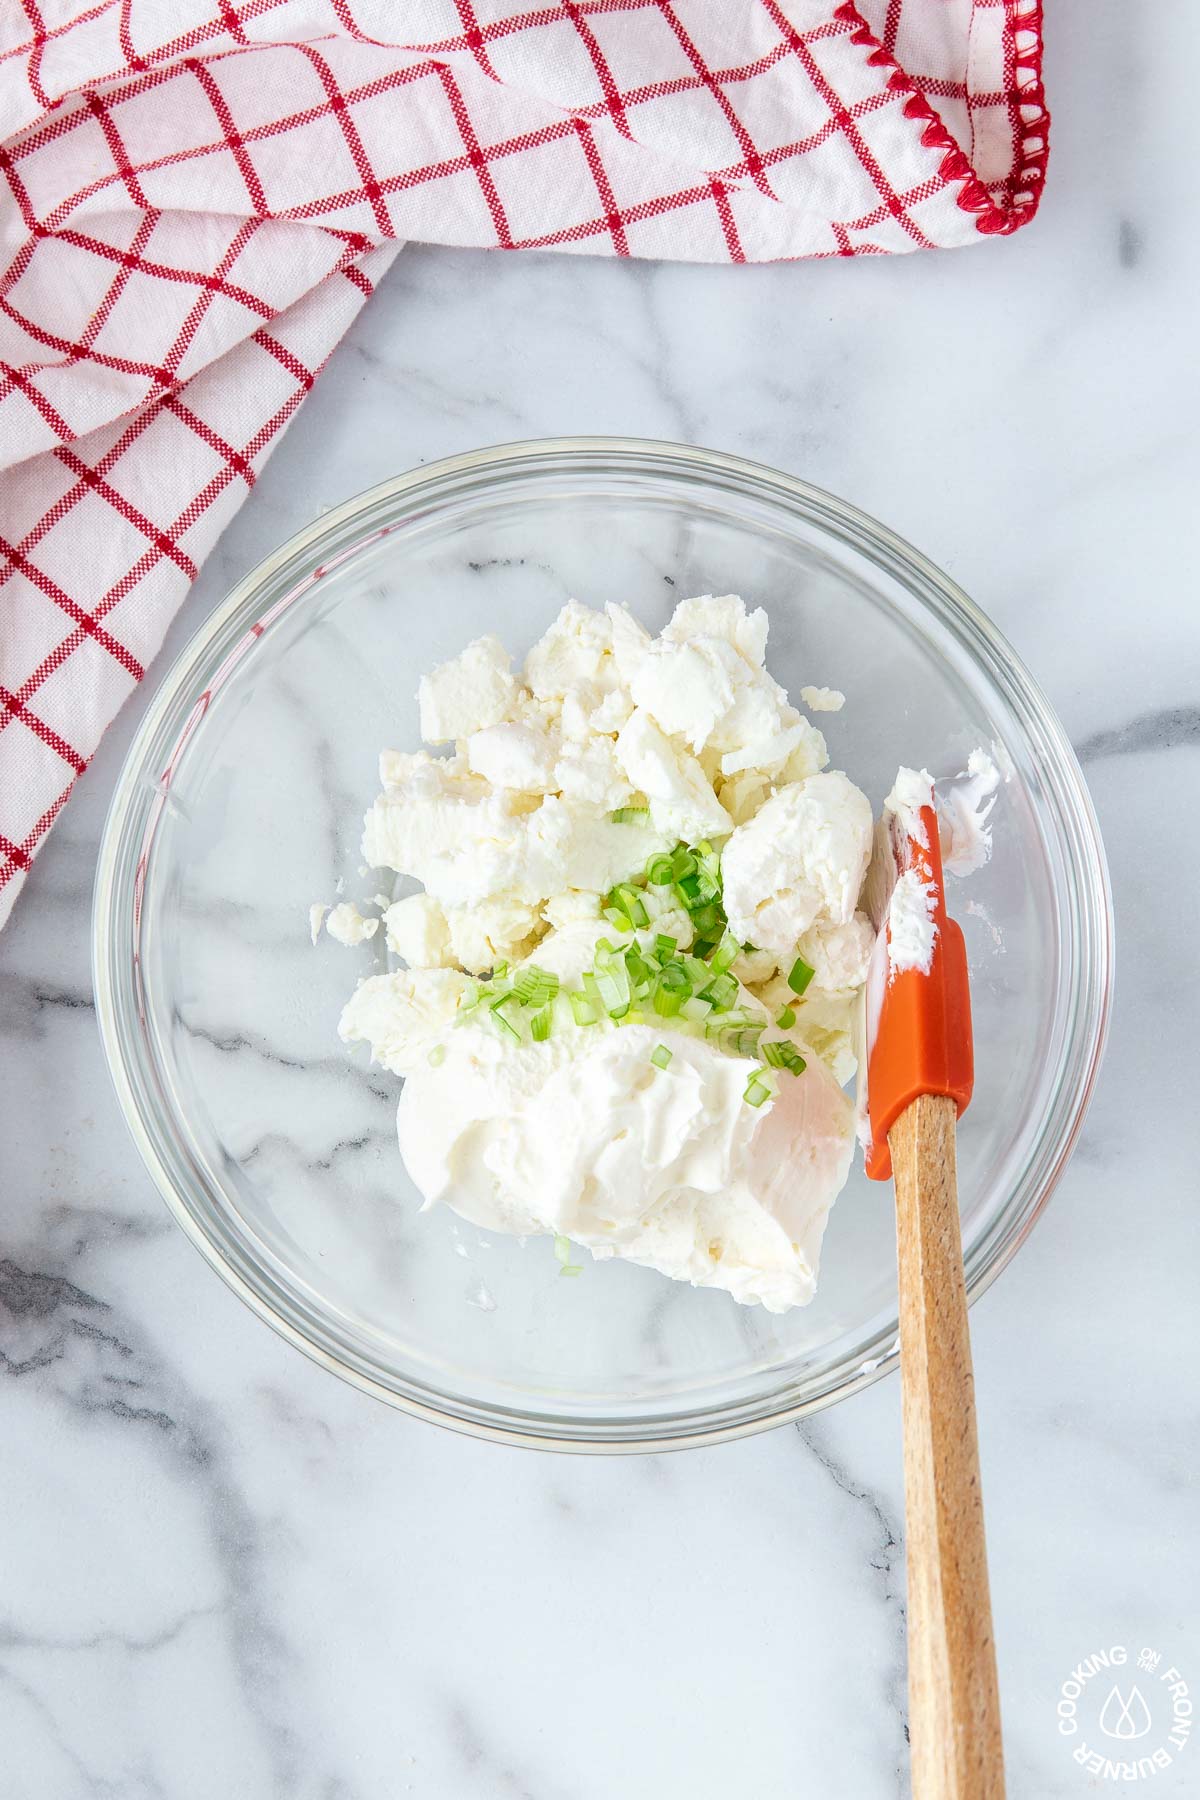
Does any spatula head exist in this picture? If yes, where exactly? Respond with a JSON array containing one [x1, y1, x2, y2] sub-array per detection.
[[864, 800, 974, 1181]]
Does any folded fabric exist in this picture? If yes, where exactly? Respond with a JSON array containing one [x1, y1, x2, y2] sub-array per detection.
[[0, 0, 1047, 925]]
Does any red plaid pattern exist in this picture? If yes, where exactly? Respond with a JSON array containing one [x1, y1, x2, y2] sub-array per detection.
[[0, 0, 1047, 925]]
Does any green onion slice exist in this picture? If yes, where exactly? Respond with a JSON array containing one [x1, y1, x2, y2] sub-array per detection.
[[787, 955, 816, 996], [488, 999, 521, 1042], [650, 1044, 673, 1070], [554, 1234, 582, 1277], [610, 806, 651, 825], [530, 1005, 554, 1042], [708, 931, 740, 975], [457, 983, 485, 1020], [762, 1040, 806, 1075], [743, 1068, 776, 1107], [593, 960, 631, 1018], [703, 970, 739, 1012], [623, 946, 654, 994], [776, 1005, 796, 1030], [512, 965, 559, 1007], [570, 990, 598, 1026]]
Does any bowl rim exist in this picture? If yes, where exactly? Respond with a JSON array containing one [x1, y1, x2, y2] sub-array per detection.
[[92, 434, 1114, 1453]]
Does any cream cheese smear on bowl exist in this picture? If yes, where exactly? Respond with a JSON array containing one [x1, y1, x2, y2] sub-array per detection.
[[317, 595, 997, 1313]]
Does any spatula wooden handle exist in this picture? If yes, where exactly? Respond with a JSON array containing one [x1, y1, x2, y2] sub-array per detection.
[[889, 1093, 1005, 1799]]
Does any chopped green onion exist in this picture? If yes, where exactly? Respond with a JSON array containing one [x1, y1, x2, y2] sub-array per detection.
[[646, 854, 674, 887], [787, 955, 816, 996], [457, 982, 485, 1020], [713, 1024, 765, 1057], [651, 1044, 673, 1070], [530, 1004, 554, 1042], [610, 806, 651, 825], [581, 970, 604, 1017], [623, 946, 654, 995], [570, 990, 598, 1026], [705, 1008, 761, 1042], [597, 986, 630, 1021], [708, 931, 740, 976], [487, 999, 521, 1042], [690, 903, 723, 939], [703, 970, 739, 1012], [612, 883, 650, 928], [654, 933, 677, 960], [492, 961, 508, 980], [652, 962, 690, 1016], [602, 906, 634, 932], [553, 1235, 583, 1276], [427, 1044, 446, 1067], [594, 961, 631, 1019], [707, 1006, 753, 1029], [776, 1005, 796, 1030], [743, 1071, 775, 1108], [762, 1039, 806, 1075], [680, 995, 712, 1023], [512, 964, 559, 1007], [671, 845, 697, 880]]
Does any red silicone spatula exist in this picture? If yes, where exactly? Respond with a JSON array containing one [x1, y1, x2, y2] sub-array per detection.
[[865, 795, 1004, 1800]]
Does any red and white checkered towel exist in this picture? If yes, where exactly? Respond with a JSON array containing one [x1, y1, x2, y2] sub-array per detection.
[[0, 1, 1047, 926]]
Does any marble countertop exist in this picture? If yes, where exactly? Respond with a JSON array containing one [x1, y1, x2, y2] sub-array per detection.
[[4, 6, 1198, 1796]]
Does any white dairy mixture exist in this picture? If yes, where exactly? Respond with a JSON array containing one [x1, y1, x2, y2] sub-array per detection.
[[317, 594, 998, 1313], [872, 755, 1000, 978]]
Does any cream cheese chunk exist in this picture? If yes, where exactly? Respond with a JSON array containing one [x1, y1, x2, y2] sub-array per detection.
[[396, 1017, 853, 1313], [341, 919, 855, 1313]]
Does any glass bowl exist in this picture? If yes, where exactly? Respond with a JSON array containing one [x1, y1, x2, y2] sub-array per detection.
[[93, 438, 1112, 1452]]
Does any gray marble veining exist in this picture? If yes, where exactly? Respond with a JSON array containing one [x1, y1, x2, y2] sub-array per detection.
[[4, 4, 1200, 1795]]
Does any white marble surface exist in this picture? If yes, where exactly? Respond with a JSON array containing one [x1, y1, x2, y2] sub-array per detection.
[[3, 6, 1199, 1795]]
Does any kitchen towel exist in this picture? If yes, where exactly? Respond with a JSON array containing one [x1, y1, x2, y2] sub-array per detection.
[[0, 1, 1047, 925]]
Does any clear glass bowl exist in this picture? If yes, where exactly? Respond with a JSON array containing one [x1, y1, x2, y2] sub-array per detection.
[[93, 438, 1112, 1451]]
